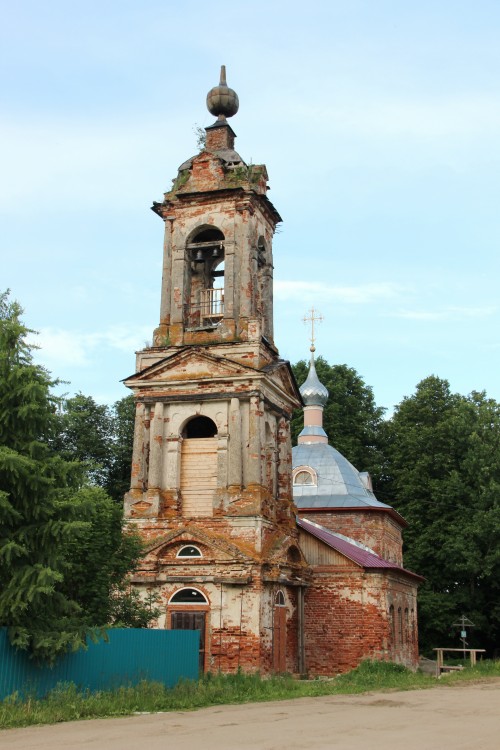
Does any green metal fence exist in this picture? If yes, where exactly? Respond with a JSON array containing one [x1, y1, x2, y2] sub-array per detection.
[[0, 627, 199, 700]]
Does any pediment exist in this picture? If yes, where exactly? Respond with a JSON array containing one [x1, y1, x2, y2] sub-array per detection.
[[144, 526, 256, 564], [124, 347, 256, 386], [263, 361, 302, 403]]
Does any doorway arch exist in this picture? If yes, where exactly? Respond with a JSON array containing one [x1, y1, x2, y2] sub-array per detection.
[[168, 587, 209, 673], [180, 416, 218, 517], [273, 590, 287, 672]]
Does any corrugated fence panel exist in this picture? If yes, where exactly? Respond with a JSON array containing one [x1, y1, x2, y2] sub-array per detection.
[[0, 628, 199, 700]]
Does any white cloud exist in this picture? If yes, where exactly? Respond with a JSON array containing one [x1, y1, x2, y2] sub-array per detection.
[[32, 324, 151, 369], [33, 329, 90, 367], [391, 305, 497, 321], [274, 279, 404, 304]]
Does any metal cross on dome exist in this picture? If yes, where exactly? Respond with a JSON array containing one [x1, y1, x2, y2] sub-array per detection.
[[303, 306, 324, 352]]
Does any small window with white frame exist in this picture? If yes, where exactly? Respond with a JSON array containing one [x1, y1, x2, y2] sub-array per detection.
[[169, 588, 208, 604], [292, 466, 317, 486], [176, 545, 202, 558]]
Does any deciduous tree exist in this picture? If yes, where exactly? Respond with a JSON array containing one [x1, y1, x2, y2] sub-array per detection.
[[53, 393, 134, 503], [62, 486, 160, 628], [386, 376, 500, 652]]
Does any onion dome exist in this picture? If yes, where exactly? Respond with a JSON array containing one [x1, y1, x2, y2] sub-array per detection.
[[299, 353, 329, 407], [206, 65, 239, 120]]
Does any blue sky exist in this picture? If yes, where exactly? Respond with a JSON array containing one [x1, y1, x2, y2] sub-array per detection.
[[2, 0, 500, 414]]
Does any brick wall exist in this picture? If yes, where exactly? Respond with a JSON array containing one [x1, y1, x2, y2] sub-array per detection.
[[303, 568, 418, 675]]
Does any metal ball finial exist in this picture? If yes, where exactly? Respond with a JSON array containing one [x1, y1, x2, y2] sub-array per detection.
[[206, 65, 239, 120]]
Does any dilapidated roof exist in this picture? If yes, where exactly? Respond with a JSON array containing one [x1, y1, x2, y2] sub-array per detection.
[[297, 517, 423, 581], [178, 148, 246, 172]]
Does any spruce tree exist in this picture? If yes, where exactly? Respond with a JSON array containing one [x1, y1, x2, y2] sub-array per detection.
[[0, 292, 89, 663]]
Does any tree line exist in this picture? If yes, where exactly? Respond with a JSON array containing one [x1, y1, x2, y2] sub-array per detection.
[[1, 292, 499, 660]]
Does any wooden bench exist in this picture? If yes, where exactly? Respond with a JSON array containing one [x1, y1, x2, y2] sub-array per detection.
[[433, 648, 486, 677]]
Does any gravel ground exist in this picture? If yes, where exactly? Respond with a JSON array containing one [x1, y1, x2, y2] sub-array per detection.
[[2, 679, 499, 750]]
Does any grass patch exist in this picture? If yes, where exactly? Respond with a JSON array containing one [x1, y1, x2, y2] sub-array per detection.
[[1, 660, 499, 730]]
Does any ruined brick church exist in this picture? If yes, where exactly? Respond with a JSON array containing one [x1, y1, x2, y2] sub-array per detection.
[[124, 68, 421, 675]]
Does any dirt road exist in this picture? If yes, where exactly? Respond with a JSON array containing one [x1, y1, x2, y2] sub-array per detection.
[[2, 680, 499, 750]]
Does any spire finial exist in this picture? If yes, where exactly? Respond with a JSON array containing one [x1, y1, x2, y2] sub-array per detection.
[[206, 65, 239, 121], [303, 307, 324, 354]]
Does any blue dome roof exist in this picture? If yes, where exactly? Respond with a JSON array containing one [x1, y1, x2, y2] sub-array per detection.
[[292, 442, 391, 510]]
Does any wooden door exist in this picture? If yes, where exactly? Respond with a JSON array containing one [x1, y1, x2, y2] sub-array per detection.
[[181, 438, 217, 516], [171, 611, 206, 673], [273, 605, 287, 673]]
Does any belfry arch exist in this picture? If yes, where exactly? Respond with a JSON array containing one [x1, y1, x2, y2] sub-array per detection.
[[186, 227, 225, 329]]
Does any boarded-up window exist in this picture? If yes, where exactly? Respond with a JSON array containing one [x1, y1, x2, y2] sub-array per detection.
[[181, 438, 217, 517]]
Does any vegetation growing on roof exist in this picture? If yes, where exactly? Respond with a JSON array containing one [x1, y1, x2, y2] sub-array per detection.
[[170, 169, 190, 193]]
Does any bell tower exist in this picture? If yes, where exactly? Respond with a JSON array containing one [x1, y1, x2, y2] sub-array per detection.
[[151, 65, 276, 350], [124, 65, 301, 528], [123, 69, 306, 674]]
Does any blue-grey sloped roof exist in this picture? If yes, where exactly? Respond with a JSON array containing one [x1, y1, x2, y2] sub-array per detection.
[[292, 442, 391, 510]]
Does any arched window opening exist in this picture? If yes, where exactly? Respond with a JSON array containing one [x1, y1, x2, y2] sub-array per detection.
[[404, 608, 409, 644], [187, 227, 225, 328], [177, 545, 202, 558], [170, 588, 208, 604], [397, 607, 403, 645], [275, 590, 285, 606], [183, 416, 217, 439], [191, 228, 224, 245], [293, 469, 315, 486]]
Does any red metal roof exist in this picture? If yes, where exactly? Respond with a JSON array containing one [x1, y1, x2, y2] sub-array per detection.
[[297, 517, 423, 581]]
